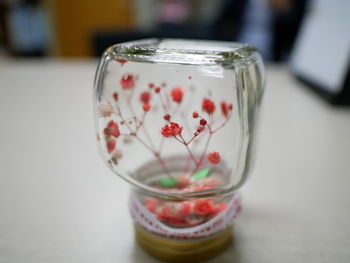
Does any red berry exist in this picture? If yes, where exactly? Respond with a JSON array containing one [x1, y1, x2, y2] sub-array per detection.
[[107, 120, 120, 138], [163, 114, 171, 121], [120, 74, 135, 90], [104, 121, 120, 138], [208, 152, 220, 164], [192, 111, 199, 118], [143, 103, 151, 112], [113, 92, 119, 101], [200, 119, 207, 126], [202, 98, 216, 114], [221, 101, 228, 117], [155, 87, 161, 93], [197, 126, 204, 133], [140, 91, 151, 103], [170, 87, 184, 103], [106, 138, 116, 153], [103, 127, 111, 136]]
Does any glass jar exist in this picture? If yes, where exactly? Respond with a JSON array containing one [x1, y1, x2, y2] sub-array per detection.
[[93, 39, 265, 262]]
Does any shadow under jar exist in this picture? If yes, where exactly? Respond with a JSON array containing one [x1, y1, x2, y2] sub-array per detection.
[[94, 39, 265, 263]]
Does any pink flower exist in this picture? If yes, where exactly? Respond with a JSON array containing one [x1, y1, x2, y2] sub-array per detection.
[[98, 100, 113, 117], [208, 152, 220, 164], [111, 149, 122, 163], [202, 98, 216, 114], [170, 87, 184, 103], [161, 122, 182, 137]]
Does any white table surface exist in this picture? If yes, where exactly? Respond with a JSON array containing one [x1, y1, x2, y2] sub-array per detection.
[[1, 59, 350, 263]]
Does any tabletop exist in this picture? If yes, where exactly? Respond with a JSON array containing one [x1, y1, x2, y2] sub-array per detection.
[[0, 59, 350, 263]]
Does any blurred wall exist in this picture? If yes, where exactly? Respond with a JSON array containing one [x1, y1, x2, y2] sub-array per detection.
[[48, 0, 134, 57]]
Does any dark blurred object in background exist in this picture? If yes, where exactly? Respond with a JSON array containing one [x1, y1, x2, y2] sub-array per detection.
[[0, 0, 49, 57], [270, 0, 308, 61], [290, 0, 350, 105], [0, 0, 308, 61], [213, 0, 308, 61]]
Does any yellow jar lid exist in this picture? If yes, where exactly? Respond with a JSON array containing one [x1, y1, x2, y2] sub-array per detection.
[[135, 224, 233, 263]]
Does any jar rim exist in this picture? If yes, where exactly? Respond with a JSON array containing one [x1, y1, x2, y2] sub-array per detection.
[[105, 38, 259, 67]]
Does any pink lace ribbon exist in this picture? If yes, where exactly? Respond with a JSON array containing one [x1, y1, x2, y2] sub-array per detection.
[[129, 192, 241, 240]]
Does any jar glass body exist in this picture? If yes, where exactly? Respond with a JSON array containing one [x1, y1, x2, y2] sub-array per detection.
[[93, 39, 265, 261]]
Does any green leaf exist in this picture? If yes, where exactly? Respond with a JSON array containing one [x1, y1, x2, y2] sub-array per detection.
[[192, 168, 211, 181], [159, 178, 177, 187]]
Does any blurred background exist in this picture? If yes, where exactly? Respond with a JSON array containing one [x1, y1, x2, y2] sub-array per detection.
[[0, 0, 308, 61], [1, 2, 350, 263], [0, 0, 349, 102]]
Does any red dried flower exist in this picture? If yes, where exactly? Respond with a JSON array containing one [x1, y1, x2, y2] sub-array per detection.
[[143, 103, 151, 112], [163, 114, 171, 121], [157, 206, 173, 221], [200, 119, 207, 126], [140, 91, 151, 103], [120, 74, 135, 90], [106, 138, 116, 153], [177, 176, 189, 187], [208, 152, 220, 164], [113, 92, 119, 101], [215, 203, 227, 213], [115, 59, 127, 65], [192, 111, 199, 118], [98, 100, 113, 117], [197, 126, 204, 133], [104, 120, 120, 138], [202, 98, 216, 114], [144, 198, 159, 213], [154, 87, 161, 93], [148, 82, 155, 88], [170, 87, 184, 103], [161, 122, 182, 137], [228, 104, 233, 110], [194, 200, 215, 216], [221, 102, 228, 117], [179, 201, 192, 217]]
